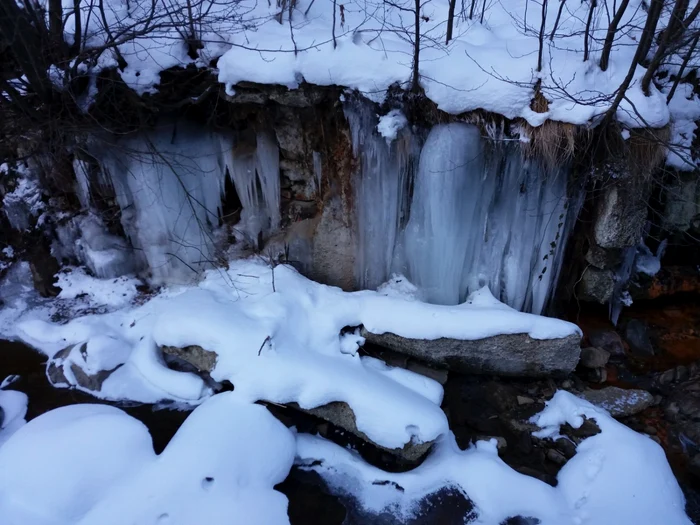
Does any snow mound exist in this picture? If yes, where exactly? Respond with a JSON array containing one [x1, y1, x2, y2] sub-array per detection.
[[0, 394, 295, 525], [15, 259, 578, 451], [0, 384, 27, 446], [297, 390, 691, 525]]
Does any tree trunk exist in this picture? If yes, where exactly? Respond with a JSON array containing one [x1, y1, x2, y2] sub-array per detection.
[[446, 0, 457, 44], [583, 0, 597, 62], [599, 0, 629, 71], [411, 0, 420, 92]]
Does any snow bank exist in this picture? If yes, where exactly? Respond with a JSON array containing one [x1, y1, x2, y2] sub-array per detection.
[[0, 394, 295, 525], [14, 258, 578, 451], [297, 390, 691, 525], [0, 385, 27, 446]]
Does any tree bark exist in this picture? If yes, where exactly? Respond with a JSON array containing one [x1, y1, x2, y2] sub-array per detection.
[[446, 0, 457, 44], [599, 0, 629, 71]]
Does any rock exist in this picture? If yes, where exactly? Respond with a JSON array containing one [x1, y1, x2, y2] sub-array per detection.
[[361, 331, 581, 378], [579, 347, 610, 369], [593, 183, 648, 249], [578, 267, 615, 303], [475, 435, 507, 451], [294, 402, 434, 462], [161, 345, 217, 372], [587, 329, 625, 357], [661, 174, 699, 233], [517, 396, 535, 406], [658, 369, 676, 386], [588, 367, 607, 384], [630, 266, 700, 300], [406, 361, 449, 385], [546, 448, 567, 466], [160, 345, 435, 462], [47, 344, 118, 392], [689, 454, 700, 480], [623, 319, 655, 357], [578, 387, 654, 418], [560, 417, 601, 442]]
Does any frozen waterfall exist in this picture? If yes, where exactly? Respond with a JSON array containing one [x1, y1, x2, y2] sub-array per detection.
[[90, 121, 280, 284], [351, 116, 579, 315], [348, 101, 419, 290]]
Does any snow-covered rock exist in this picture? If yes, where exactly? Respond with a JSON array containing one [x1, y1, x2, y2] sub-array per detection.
[[0, 395, 296, 525], [363, 331, 581, 377]]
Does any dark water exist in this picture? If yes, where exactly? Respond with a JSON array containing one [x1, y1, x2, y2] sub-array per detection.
[[0, 340, 188, 453]]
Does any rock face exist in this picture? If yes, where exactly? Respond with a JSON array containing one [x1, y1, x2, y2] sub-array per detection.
[[159, 345, 435, 462], [579, 387, 653, 418], [361, 331, 581, 377]]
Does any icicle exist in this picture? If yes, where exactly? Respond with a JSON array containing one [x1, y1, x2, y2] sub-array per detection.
[[395, 125, 577, 314], [610, 247, 637, 326], [313, 151, 323, 193], [219, 131, 281, 246], [255, 131, 281, 231], [72, 159, 91, 209], [346, 99, 417, 290], [95, 121, 229, 284], [402, 123, 485, 305]]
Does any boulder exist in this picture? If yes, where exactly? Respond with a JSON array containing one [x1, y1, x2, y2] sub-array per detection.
[[361, 331, 581, 377], [292, 402, 433, 462], [577, 267, 615, 304], [161, 345, 217, 372], [160, 345, 436, 462], [47, 345, 118, 392], [579, 347, 610, 369], [623, 319, 655, 357], [593, 183, 648, 249], [578, 387, 653, 418], [587, 329, 625, 356]]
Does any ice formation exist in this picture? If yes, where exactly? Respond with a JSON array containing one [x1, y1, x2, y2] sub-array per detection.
[[348, 101, 418, 290], [350, 109, 579, 314], [87, 121, 281, 284]]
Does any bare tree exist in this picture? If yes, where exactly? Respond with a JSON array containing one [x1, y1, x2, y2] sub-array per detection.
[[599, 0, 629, 71]]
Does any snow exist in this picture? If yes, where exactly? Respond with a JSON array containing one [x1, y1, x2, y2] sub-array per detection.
[[12, 258, 578, 451], [54, 0, 700, 147], [0, 385, 27, 446], [2, 173, 44, 231], [377, 109, 408, 142], [666, 83, 700, 170], [55, 267, 141, 308], [0, 394, 295, 525], [297, 390, 691, 525]]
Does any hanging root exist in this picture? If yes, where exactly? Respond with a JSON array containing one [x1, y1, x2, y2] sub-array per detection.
[[519, 91, 588, 168]]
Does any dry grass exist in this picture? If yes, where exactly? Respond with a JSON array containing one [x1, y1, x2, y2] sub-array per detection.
[[625, 126, 671, 179], [518, 91, 589, 169]]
